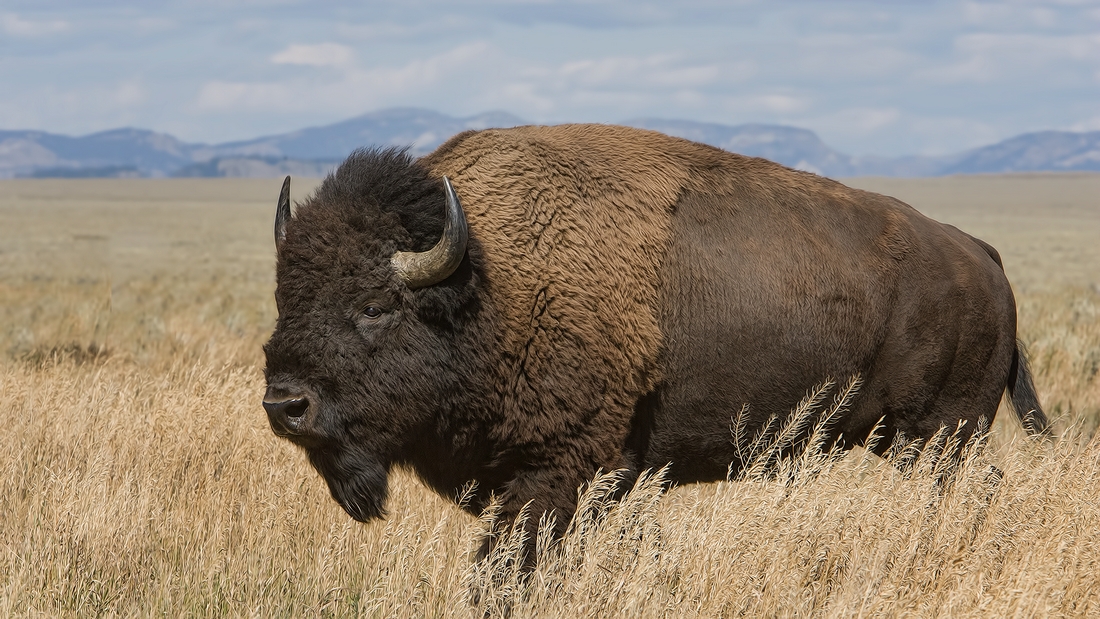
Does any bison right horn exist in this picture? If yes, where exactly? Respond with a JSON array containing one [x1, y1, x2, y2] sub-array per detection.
[[391, 176, 469, 289]]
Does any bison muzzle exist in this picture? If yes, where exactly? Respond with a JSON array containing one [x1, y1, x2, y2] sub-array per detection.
[[262, 124, 1048, 554]]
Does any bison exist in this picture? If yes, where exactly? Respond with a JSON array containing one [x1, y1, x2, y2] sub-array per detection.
[[262, 124, 1046, 551]]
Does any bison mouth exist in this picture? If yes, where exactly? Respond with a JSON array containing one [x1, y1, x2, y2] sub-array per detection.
[[307, 445, 389, 522]]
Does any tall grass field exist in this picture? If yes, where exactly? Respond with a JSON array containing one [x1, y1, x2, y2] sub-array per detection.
[[2, 175, 1098, 617]]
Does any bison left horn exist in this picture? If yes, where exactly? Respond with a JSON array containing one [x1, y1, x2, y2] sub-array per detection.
[[391, 176, 469, 289], [274, 175, 291, 251]]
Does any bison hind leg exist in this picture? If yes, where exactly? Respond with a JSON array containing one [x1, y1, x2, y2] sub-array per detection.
[[728, 376, 865, 485]]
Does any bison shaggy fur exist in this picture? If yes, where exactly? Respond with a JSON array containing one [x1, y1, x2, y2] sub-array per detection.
[[262, 124, 1047, 553]]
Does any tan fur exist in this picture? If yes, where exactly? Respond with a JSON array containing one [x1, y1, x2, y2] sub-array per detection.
[[422, 126, 737, 452]]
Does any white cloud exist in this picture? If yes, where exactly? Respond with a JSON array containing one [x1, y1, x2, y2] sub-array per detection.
[[1, 13, 69, 36], [752, 94, 808, 115], [196, 81, 290, 110], [805, 107, 901, 136], [349, 42, 489, 92], [917, 32, 1100, 84], [558, 56, 719, 88], [793, 35, 917, 81], [115, 81, 147, 106], [271, 43, 355, 67], [1070, 116, 1100, 132], [710, 94, 810, 117], [480, 53, 757, 120], [198, 42, 491, 112], [959, 32, 1097, 59], [492, 82, 555, 115], [552, 54, 751, 89]]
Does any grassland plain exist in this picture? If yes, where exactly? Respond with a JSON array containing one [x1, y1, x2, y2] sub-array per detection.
[[0, 174, 1097, 617]]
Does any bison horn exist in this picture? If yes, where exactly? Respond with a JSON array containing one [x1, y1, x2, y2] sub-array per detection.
[[275, 175, 291, 251], [391, 176, 469, 289]]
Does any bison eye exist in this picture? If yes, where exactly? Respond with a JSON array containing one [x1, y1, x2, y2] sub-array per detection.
[[363, 306, 384, 319]]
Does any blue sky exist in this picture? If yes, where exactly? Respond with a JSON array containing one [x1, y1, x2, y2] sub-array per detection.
[[2, 0, 1098, 156]]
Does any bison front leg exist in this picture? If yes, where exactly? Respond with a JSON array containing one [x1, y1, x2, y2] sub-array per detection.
[[465, 465, 586, 613], [474, 466, 585, 570]]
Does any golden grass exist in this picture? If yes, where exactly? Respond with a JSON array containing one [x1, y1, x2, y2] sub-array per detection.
[[1, 176, 1098, 617]]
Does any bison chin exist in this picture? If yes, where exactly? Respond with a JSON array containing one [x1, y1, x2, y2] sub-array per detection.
[[307, 447, 389, 522]]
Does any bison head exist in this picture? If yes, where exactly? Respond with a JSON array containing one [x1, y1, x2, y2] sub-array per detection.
[[262, 148, 475, 522]]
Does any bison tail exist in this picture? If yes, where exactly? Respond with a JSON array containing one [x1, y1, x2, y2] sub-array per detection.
[[1006, 341, 1051, 437]]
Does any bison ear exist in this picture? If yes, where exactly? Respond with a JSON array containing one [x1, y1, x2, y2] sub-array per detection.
[[275, 175, 291, 252], [390, 176, 469, 289]]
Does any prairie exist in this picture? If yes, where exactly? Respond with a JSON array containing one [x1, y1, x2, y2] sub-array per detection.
[[1, 174, 1098, 617]]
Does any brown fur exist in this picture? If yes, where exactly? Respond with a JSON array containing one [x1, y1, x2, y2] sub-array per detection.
[[264, 124, 1046, 561], [420, 126, 728, 457]]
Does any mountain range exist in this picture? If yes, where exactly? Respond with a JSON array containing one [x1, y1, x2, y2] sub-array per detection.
[[2, 108, 1098, 179]]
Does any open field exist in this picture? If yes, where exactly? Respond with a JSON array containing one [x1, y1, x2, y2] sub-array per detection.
[[1, 175, 1098, 617]]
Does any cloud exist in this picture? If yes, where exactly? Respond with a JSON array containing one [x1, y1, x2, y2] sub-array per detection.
[[196, 81, 290, 111], [1070, 116, 1100, 132], [198, 42, 491, 112], [792, 35, 917, 81], [481, 53, 756, 119], [114, 81, 147, 106], [492, 82, 555, 115], [1, 13, 69, 36], [351, 42, 490, 92], [922, 32, 1100, 83], [804, 107, 902, 136], [271, 43, 355, 67], [555, 55, 733, 88], [751, 94, 809, 115], [685, 93, 813, 123], [471, 0, 765, 29], [334, 15, 476, 41]]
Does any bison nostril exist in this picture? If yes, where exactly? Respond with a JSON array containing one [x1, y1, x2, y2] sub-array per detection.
[[283, 398, 309, 418], [263, 397, 310, 426]]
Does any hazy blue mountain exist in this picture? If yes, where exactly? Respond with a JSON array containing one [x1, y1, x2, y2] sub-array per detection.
[[942, 130, 1100, 174], [199, 108, 529, 161], [0, 109, 528, 178], [173, 157, 338, 179], [3, 109, 1098, 178], [624, 119, 948, 177], [626, 119, 857, 177], [846, 154, 952, 178], [626, 121, 1100, 176], [0, 128, 195, 178]]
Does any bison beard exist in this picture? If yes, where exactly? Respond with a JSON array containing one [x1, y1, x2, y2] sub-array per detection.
[[262, 124, 1048, 566], [308, 445, 388, 522]]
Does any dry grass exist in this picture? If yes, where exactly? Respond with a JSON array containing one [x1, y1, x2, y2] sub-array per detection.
[[1, 176, 1098, 617]]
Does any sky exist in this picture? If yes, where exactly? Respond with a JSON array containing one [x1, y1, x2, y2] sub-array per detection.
[[2, 0, 1099, 157]]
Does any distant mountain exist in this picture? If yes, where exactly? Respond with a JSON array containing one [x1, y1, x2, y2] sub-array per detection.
[[0, 128, 195, 178], [173, 157, 338, 179], [199, 108, 528, 161], [2, 108, 1098, 179], [626, 119, 857, 177], [945, 130, 1100, 174], [628, 120, 1100, 177], [0, 109, 528, 179]]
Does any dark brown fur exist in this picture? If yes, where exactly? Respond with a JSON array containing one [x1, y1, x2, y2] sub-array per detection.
[[263, 124, 1047, 555]]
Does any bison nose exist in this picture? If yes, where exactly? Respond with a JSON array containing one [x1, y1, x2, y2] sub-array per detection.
[[263, 393, 311, 435]]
